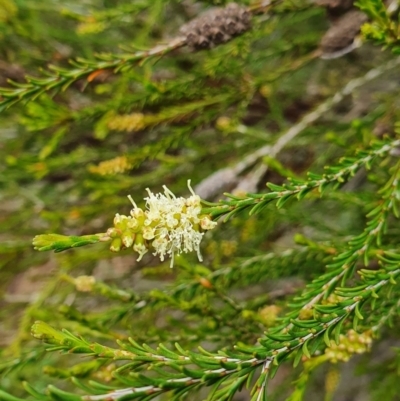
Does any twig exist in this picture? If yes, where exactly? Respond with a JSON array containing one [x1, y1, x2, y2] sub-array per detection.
[[196, 56, 400, 198]]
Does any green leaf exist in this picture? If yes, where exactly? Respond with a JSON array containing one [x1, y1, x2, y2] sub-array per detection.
[[354, 303, 364, 320], [47, 386, 82, 401], [276, 194, 292, 209], [323, 323, 336, 347], [293, 347, 303, 368], [301, 339, 311, 359], [0, 391, 26, 401], [266, 183, 285, 192], [333, 318, 345, 345], [309, 335, 323, 355]]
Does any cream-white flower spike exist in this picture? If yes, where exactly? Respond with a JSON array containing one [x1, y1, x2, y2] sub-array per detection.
[[111, 181, 216, 266], [143, 180, 215, 267]]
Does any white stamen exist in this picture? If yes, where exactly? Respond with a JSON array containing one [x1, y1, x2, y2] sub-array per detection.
[[127, 195, 137, 208]]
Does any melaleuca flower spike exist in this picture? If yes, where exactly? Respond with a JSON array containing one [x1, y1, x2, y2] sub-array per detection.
[[107, 180, 217, 267]]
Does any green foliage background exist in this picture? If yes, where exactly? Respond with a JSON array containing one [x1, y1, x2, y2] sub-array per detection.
[[0, 0, 399, 400]]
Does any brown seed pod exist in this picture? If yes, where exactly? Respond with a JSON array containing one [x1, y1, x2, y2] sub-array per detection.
[[320, 10, 368, 59], [179, 3, 251, 51]]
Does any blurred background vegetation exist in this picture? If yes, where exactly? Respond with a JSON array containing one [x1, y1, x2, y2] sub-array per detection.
[[0, 0, 399, 400]]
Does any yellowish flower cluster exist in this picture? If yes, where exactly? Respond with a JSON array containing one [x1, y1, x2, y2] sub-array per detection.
[[103, 181, 217, 267], [74, 275, 96, 292], [89, 156, 132, 175], [76, 20, 107, 35], [325, 329, 373, 363], [107, 112, 146, 132]]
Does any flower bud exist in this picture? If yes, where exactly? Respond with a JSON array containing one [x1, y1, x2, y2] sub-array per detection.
[[110, 237, 122, 252]]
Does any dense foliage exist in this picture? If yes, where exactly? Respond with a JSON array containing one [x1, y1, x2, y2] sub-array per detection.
[[0, 0, 400, 400]]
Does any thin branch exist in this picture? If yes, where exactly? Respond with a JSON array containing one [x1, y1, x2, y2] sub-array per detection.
[[196, 57, 400, 198]]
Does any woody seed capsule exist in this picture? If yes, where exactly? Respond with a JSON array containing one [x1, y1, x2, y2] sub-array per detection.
[[320, 10, 368, 59], [179, 3, 251, 51]]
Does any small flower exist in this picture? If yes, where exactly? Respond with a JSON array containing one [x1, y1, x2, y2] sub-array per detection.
[[142, 226, 156, 240], [121, 231, 135, 248], [134, 242, 148, 261], [110, 237, 122, 252], [200, 216, 217, 230]]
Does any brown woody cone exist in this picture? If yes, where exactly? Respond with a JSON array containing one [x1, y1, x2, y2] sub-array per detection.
[[320, 10, 368, 58], [179, 3, 251, 51]]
